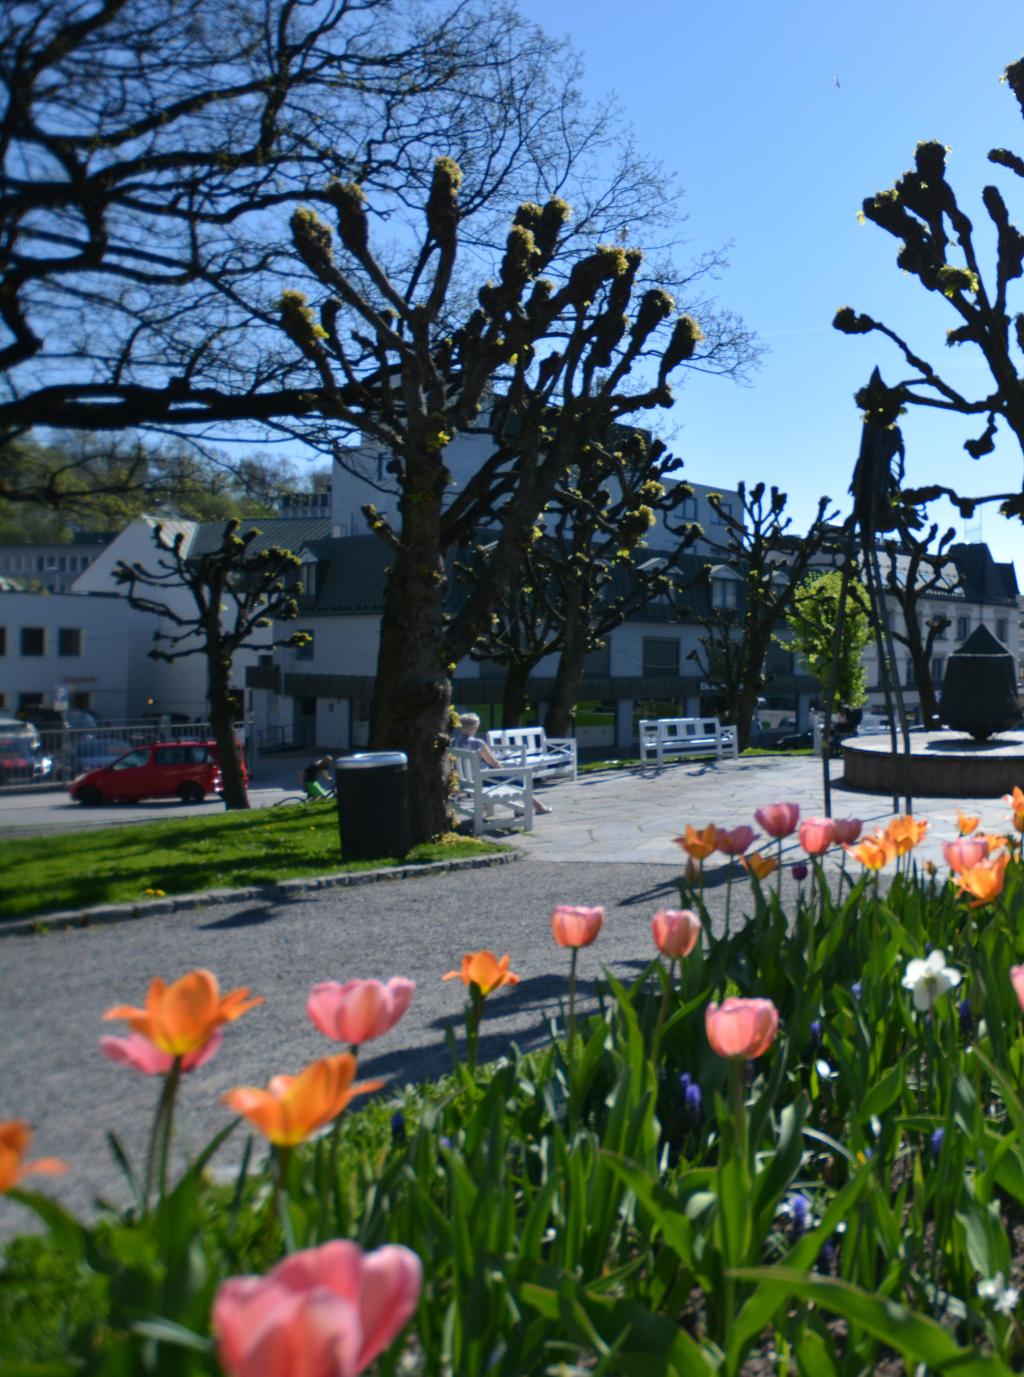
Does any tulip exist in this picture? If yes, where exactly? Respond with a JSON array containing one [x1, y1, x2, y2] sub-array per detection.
[[103, 969, 262, 1056], [442, 951, 519, 995], [673, 823, 718, 861], [885, 815, 929, 856], [651, 908, 701, 959], [956, 852, 1010, 908], [213, 1240, 421, 1377], [1010, 966, 1024, 1011], [307, 978, 415, 1048], [901, 951, 962, 1011], [798, 817, 835, 857], [705, 997, 779, 1060], [831, 817, 862, 846], [1004, 786, 1024, 831], [754, 803, 800, 838], [942, 837, 988, 874], [986, 833, 1010, 854], [957, 810, 981, 836], [791, 862, 808, 882], [844, 835, 895, 870], [714, 825, 758, 856], [0, 1121, 68, 1194], [223, 1054, 383, 1147], [551, 905, 604, 949], [741, 851, 778, 881], [100, 1030, 223, 1076]]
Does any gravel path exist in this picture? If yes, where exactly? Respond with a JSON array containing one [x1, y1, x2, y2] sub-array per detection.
[[0, 857, 803, 1230]]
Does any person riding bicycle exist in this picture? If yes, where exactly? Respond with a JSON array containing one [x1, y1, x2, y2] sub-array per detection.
[[300, 756, 333, 799]]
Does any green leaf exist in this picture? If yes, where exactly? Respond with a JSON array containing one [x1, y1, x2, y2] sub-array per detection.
[[131, 1317, 213, 1354], [728, 1268, 1014, 1375], [7, 1190, 88, 1260]]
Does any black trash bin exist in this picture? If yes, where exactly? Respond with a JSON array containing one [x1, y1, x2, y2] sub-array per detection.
[[333, 751, 410, 862]]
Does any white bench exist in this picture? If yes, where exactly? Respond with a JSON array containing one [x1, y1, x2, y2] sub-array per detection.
[[451, 747, 538, 834], [485, 726, 578, 781], [638, 717, 737, 767]]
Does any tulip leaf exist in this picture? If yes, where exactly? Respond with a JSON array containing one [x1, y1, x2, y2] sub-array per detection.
[[131, 1317, 212, 1354], [859, 1058, 907, 1123], [7, 1190, 88, 1260], [727, 1268, 1014, 1376]]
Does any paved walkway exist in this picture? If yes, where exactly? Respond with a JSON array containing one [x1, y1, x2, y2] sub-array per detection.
[[2, 752, 1021, 1231]]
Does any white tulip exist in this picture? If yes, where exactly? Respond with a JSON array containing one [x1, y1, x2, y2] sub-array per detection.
[[901, 950, 962, 1012]]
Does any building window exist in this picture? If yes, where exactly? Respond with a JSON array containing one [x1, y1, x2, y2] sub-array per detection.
[[681, 496, 697, 520], [20, 627, 45, 656], [295, 630, 314, 662], [931, 656, 945, 686], [642, 637, 679, 677], [711, 577, 741, 610], [58, 627, 82, 657], [996, 618, 1008, 642], [956, 615, 970, 640], [70, 691, 91, 710], [931, 617, 947, 639], [905, 661, 916, 687], [18, 692, 43, 709], [0, 627, 5, 656]]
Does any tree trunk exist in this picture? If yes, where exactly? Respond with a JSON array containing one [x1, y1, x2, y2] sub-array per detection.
[[208, 651, 249, 810], [902, 612, 942, 729], [544, 583, 587, 738], [370, 460, 452, 846], [501, 658, 535, 727]]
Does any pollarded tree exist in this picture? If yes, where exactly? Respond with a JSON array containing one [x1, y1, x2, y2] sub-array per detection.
[[466, 432, 698, 731], [782, 569, 872, 718], [688, 484, 836, 750], [877, 521, 961, 728], [834, 55, 1024, 517], [281, 163, 723, 840], [113, 520, 308, 809]]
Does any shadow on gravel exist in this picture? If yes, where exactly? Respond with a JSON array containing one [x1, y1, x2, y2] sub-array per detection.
[[199, 904, 281, 930]]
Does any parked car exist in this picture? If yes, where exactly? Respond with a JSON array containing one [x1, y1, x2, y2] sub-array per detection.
[[0, 714, 53, 783], [68, 740, 248, 805]]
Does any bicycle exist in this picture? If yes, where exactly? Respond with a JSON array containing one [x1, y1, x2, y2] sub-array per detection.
[[273, 784, 337, 808]]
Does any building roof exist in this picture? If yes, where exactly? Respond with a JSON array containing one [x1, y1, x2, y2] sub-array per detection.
[[186, 517, 333, 560]]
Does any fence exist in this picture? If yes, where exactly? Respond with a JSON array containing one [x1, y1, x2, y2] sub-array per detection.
[[0, 719, 250, 791]]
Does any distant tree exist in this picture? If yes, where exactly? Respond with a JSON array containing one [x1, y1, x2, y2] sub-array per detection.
[[466, 432, 697, 730], [782, 569, 872, 717], [688, 484, 836, 750], [113, 521, 308, 809], [877, 521, 960, 728], [834, 55, 1024, 517]]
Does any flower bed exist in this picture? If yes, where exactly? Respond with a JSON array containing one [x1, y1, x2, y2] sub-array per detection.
[[4, 792, 1024, 1373]]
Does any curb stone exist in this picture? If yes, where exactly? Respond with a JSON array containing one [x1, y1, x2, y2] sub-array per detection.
[[0, 848, 521, 939]]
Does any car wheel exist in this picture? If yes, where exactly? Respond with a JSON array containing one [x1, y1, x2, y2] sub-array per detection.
[[77, 785, 102, 806], [178, 782, 205, 804]]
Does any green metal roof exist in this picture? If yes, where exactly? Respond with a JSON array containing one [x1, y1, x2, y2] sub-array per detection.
[[187, 517, 333, 559]]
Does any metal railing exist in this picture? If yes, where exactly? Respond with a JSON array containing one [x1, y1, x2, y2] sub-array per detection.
[[0, 719, 250, 790]]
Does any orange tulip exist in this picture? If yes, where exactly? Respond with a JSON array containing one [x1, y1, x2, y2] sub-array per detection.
[[1004, 787, 1024, 832], [673, 824, 718, 862], [740, 850, 778, 880], [223, 1054, 382, 1147], [442, 950, 519, 995], [885, 815, 929, 856], [986, 833, 1010, 855], [956, 852, 1010, 908], [0, 1121, 68, 1193], [104, 969, 263, 1056], [957, 810, 981, 836], [845, 835, 896, 870]]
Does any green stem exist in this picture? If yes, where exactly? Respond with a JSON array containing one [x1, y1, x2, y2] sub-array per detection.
[[156, 1058, 183, 1200], [650, 959, 675, 1070], [725, 863, 733, 937], [143, 1060, 181, 1209], [567, 947, 579, 1088], [273, 1146, 296, 1253], [465, 994, 483, 1073], [775, 837, 783, 902], [731, 1058, 748, 1170]]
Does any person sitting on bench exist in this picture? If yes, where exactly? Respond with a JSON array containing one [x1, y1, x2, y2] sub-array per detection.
[[452, 713, 551, 814]]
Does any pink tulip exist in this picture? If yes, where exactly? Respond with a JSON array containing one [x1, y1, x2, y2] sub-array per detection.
[[651, 909, 702, 959], [754, 803, 800, 839], [799, 816, 836, 856], [100, 1029, 223, 1075], [705, 997, 779, 1060], [942, 838, 989, 875], [714, 825, 758, 856], [307, 979, 415, 1047], [551, 905, 604, 949], [1011, 966, 1024, 1012], [213, 1240, 421, 1377], [831, 818, 862, 846]]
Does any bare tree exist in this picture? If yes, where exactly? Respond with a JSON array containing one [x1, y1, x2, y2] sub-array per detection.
[[834, 54, 1024, 516], [876, 522, 961, 727], [113, 520, 308, 808], [688, 484, 836, 750]]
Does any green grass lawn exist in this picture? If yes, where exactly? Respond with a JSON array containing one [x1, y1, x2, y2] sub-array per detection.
[[579, 746, 815, 773], [0, 803, 506, 922]]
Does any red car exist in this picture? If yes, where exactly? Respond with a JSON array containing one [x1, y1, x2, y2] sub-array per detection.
[[68, 740, 248, 805]]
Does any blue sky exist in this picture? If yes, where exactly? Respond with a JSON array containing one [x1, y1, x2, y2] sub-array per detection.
[[517, 0, 1024, 579]]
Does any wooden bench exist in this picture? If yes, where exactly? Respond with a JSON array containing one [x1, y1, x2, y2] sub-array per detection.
[[638, 717, 737, 767], [485, 726, 578, 781], [451, 747, 538, 834]]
